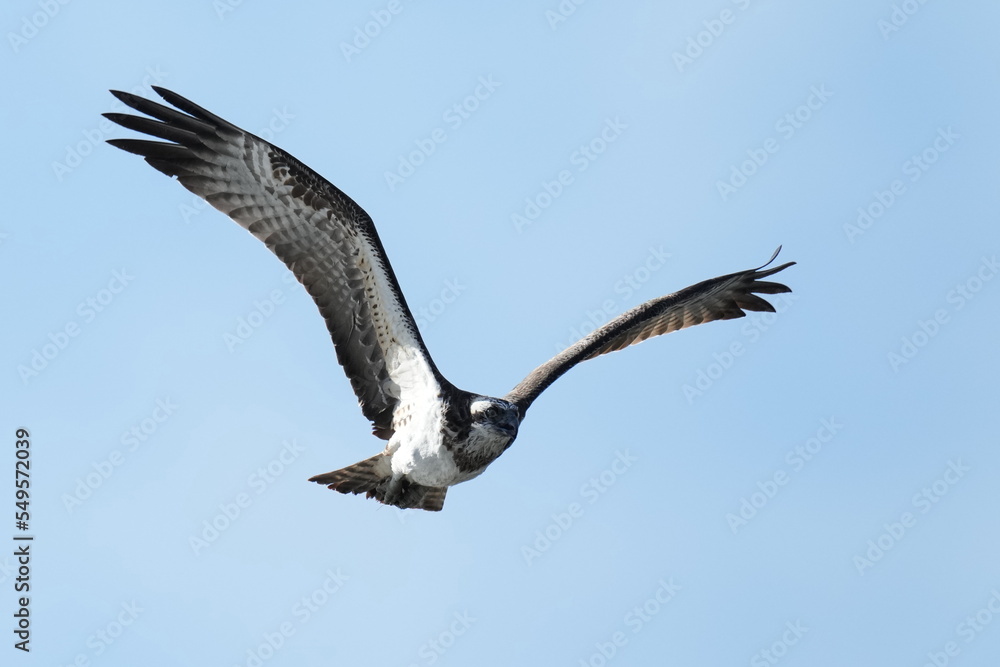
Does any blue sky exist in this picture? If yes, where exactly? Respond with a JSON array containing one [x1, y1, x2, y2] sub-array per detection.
[[3, 1, 1000, 665]]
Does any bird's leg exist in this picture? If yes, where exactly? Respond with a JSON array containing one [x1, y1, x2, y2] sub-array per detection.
[[381, 475, 409, 508]]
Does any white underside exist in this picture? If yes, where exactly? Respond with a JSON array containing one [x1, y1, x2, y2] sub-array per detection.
[[389, 422, 476, 488], [388, 411, 511, 488], [390, 437, 468, 488]]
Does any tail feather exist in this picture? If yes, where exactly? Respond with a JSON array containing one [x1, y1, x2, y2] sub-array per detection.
[[309, 454, 448, 511], [309, 453, 390, 494], [416, 487, 447, 512]]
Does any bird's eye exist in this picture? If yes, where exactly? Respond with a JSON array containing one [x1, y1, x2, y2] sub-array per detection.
[[484, 406, 499, 420]]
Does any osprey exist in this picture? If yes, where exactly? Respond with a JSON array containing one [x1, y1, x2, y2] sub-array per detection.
[[105, 87, 794, 512]]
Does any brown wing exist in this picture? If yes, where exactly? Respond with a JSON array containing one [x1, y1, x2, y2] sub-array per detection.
[[505, 248, 794, 414], [105, 87, 455, 439]]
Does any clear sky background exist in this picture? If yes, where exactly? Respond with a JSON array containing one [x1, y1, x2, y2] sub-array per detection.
[[3, 1, 999, 665]]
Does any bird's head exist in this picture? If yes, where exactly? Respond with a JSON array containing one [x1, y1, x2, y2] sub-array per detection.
[[469, 396, 520, 441]]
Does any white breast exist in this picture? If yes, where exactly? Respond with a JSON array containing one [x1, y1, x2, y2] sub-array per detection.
[[388, 401, 461, 488]]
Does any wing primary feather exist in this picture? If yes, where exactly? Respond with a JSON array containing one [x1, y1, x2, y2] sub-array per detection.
[[748, 280, 791, 295], [106, 138, 191, 161], [109, 90, 220, 135], [103, 113, 202, 147], [150, 86, 241, 130]]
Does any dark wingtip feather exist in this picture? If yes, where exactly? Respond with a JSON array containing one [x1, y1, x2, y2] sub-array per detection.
[[762, 245, 783, 267], [106, 138, 188, 159], [735, 293, 776, 313], [105, 137, 152, 155], [104, 112, 201, 146], [754, 262, 795, 282], [751, 279, 793, 295], [108, 89, 135, 105], [150, 86, 234, 129], [754, 246, 794, 273]]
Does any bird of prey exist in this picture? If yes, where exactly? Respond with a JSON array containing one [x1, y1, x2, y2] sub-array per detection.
[[105, 87, 794, 512]]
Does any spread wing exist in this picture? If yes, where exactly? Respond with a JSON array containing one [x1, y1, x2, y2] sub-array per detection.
[[505, 248, 794, 415], [105, 86, 453, 439]]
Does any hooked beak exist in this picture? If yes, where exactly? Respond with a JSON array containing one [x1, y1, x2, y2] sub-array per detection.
[[498, 418, 519, 439]]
